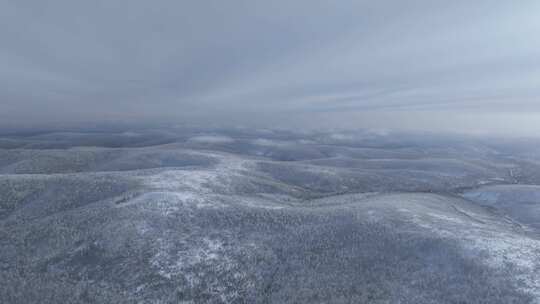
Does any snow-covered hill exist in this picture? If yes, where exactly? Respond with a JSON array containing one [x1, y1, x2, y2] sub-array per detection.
[[1, 128, 540, 303]]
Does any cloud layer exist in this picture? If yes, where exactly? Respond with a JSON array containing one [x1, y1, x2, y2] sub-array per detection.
[[1, 1, 540, 135]]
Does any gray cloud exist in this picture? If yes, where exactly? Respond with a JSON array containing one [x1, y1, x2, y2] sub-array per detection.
[[1, 1, 540, 135]]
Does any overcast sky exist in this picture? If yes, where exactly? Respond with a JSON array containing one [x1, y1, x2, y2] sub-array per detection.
[[1, 1, 540, 135]]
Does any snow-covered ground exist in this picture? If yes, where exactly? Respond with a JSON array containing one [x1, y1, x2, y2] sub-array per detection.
[[3, 128, 540, 303]]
